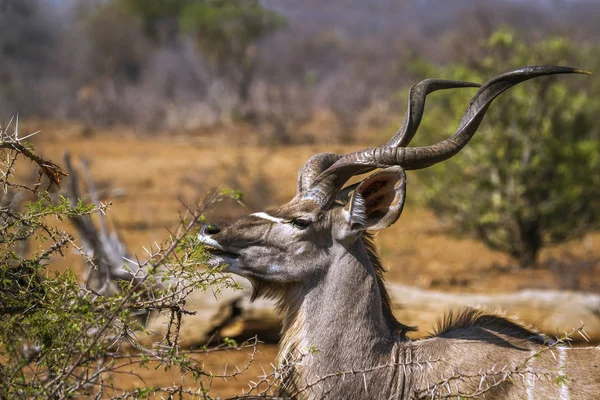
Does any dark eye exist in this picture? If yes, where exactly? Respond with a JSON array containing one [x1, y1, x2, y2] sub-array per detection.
[[291, 218, 311, 229]]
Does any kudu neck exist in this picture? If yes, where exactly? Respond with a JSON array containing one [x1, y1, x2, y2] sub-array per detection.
[[278, 237, 396, 366]]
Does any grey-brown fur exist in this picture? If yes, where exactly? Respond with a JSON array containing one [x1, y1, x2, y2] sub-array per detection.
[[200, 197, 600, 399], [198, 67, 598, 399]]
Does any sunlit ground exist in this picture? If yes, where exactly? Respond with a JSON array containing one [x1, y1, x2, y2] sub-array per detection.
[[25, 120, 600, 397]]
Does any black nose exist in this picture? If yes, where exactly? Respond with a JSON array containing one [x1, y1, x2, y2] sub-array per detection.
[[202, 223, 221, 235]]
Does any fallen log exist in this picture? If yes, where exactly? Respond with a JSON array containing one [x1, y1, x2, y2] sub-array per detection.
[[62, 156, 600, 347], [143, 278, 600, 346]]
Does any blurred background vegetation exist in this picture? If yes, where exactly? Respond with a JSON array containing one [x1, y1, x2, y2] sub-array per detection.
[[2, 1, 600, 396], [1, 0, 599, 135], [410, 29, 600, 268], [1, 0, 599, 267]]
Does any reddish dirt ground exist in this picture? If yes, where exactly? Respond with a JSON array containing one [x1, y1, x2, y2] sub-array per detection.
[[21, 121, 599, 397]]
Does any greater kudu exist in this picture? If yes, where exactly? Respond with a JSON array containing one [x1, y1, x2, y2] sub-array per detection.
[[199, 67, 599, 399]]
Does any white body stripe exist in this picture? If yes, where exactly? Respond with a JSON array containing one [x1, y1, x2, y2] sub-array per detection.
[[558, 347, 569, 400], [526, 349, 536, 400], [251, 212, 285, 224]]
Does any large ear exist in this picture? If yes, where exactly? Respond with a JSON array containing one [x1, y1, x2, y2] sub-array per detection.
[[347, 166, 406, 231]]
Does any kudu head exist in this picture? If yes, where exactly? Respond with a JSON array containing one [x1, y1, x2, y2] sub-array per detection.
[[199, 67, 586, 303]]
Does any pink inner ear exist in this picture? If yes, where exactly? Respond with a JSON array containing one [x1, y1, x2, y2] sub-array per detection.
[[360, 178, 387, 199], [359, 178, 397, 218], [351, 166, 406, 230]]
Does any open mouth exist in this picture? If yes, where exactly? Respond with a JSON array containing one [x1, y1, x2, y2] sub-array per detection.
[[202, 244, 239, 259]]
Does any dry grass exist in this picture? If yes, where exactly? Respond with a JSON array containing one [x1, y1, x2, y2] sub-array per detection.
[[32, 121, 599, 292], [25, 121, 600, 397], [104, 344, 279, 398]]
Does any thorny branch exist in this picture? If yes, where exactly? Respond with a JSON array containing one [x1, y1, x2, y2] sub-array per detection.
[[230, 326, 591, 400], [42, 164, 244, 399], [412, 325, 590, 399], [0, 121, 279, 399], [0, 116, 66, 189], [4, 119, 591, 400]]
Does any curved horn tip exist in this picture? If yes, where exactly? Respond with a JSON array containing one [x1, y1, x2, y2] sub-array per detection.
[[502, 66, 591, 77]]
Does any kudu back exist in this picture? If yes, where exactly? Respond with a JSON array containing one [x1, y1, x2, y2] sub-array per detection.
[[199, 67, 600, 399]]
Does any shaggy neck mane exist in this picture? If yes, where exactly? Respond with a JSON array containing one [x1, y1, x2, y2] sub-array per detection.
[[431, 308, 549, 344], [250, 232, 417, 338], [362, 232, 416, 337], [251, 233, 543, 345]]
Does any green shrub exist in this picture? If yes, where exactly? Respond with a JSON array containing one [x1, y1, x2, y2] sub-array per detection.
[[408, 28, 600, 268]]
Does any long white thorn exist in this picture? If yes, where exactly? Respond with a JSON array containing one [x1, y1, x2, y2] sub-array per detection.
[[17, 130, 41, 141], [6, 115, 14, 134]]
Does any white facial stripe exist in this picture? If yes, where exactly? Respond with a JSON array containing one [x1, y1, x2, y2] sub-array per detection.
[[197, 235, 224, 250], [251, 212, 285, 224]]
